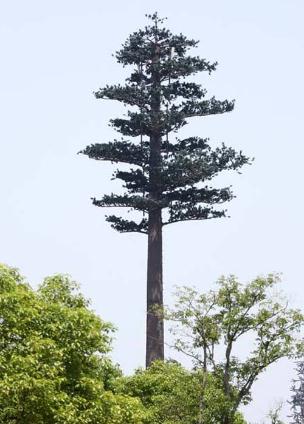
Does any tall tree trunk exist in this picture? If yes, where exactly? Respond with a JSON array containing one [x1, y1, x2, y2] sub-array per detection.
[[146, 117, 164, 368], [146, 41, 164, 367], [146, 207, 164, 367]]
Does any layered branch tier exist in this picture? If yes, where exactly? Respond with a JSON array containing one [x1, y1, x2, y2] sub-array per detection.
[[109, 99, 234, 137], [95, 81, 209, 108], [106, 215, 148, 234], [80, 140, 148, 166], [82, 138, 248, 189]]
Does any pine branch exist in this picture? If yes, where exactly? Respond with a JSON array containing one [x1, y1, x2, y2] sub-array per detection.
[[163, 186, 233, 204], [110, 113, 150, 137], [163, 137, 210, 154], [110, 97, 234, 137], [159, 56, 217, 80], [80, 140, 148, 166], [110, 109, 186, 137], [161, 145, 250, 190], [95, 84, 150, 109], [162, 82, 207, 102], [92, 194, 159, 211], [179, 97, 235, 118], [106, 215, 148, 234], [114, 169, 148, 193], [165, 204, 227, 225]]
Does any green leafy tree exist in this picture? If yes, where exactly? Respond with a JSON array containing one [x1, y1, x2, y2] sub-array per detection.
[[0, 264, 147, 424], [166, 275, 304, 424], [80, 13, 250, 366], [116, 361, 246, 424]]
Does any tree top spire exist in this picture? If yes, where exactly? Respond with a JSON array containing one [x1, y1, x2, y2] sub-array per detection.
[[145, 12, 168, 27]]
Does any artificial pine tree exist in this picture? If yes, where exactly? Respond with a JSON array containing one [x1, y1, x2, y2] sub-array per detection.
[[81, 13, 250, 367]]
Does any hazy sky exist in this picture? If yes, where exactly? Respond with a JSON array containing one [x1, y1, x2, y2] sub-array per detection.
[[1, 0, 304, 421]]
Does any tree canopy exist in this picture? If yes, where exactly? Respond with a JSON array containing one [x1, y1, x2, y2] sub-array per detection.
[[0, 264, 146, 424], [166, 274, 304, 424], [116, 361, 246, 424]]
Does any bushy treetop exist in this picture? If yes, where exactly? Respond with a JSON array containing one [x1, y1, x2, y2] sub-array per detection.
[[81, 12, 251, 234]]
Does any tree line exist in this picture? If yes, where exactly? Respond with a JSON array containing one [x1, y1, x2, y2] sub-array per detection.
[[0, 263, 303, 423]]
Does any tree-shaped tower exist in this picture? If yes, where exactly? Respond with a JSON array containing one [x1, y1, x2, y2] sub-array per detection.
[[81, 13, 250, 367]]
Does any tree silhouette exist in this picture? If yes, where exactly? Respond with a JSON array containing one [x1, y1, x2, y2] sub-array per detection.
[[81, 13, 250, 367]]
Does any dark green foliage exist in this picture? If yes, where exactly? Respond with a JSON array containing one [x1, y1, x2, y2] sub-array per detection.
[[80, 13, 250, 234]]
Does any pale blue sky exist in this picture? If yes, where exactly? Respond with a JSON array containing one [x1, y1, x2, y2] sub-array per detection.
[[1, 0, 304, 421]]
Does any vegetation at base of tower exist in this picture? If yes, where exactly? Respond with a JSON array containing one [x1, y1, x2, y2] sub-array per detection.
[[80, 12, 251, 366], [165, 274, 304, 424], [115, 361, 246, 424], [1, 263, 303, 424], [0, 264, 146, 424]]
